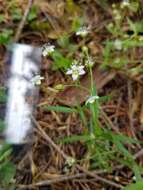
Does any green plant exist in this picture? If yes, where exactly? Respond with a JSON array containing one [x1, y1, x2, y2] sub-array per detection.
[[10, 7, 22, 21], [0, 29, 13, 45], [40, 1, 143, 187], [27, 5, 38, 22], [51, 50, 73, 70], [0, 14, 5, 23], [0, 144, 16, 190], [41, 34, 142, 180], [0, 87, 7, 103], [0, 87, 15, 189], [123, 180, 143, 190]]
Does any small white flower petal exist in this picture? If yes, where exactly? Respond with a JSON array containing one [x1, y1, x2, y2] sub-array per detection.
[[85, 57, 94, 67], [72, 73, 79, 80], [79, 69, 85, 75], [114, 39, 122, 50], [40, 77, 44, 80], [31, 75, 44, 85], [66, 61, 86, 81], [35, 81, 41, 85], [71, 65, 77, 70], [86, 95, 99, 105], [78, 65, 85, 69], [42, 50, 48, 57], [42, 44, 55, 57], [76, 27, 89, 37], [66, 69, 73, 75], [121, 0, 130, 7]]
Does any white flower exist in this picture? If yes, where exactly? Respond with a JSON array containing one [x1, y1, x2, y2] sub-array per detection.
[[113, 9, 121, 21], [86, 95, 99, 105], [114, 39, 122, 50], [132, 176, 136, 181], [121, 0, 130, 8], [76, 26, 89, 37], [66, 64, 85, 81], [31, 75, 44, 85], [85, 56, 94, 67], [66, 157, 76, 167], [42, 43, 55, 57]]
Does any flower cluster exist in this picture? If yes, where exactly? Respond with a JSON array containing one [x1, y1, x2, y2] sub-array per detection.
[[86, 95, 99, 105], [31, 75, 44, 85], [112, 8, 121, 21], [76, 26, 89, 37], [121, 0, 130, 8], [42, 43, 55, 57], [114, 39, 122, 50], [66, 60, 85, 81], [85, 56, 94, 67]]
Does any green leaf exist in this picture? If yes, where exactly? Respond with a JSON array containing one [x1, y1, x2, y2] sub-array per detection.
[[111, 57, 128, 69], [68, 44, 77, 53], [27, 5, 38, 22], [127, 18, 137, 35], [112, 135, 141, 179], [0, 29, 13, 45], [129, 2, 139, 13], [0, 87, 7, 103], [8, 184, 16, 190], [43, 105, 77, 113], [98, 95, 111, 103], [0, 119, 5, 132], [71, 16, 84, 32], [52, 50, 72, 70], [132, 164, 142, 181], [30, 21, 50, 30], [57, 35, 70, 48], [0, 161, 16, 184], [128, 67, 143, 76], [123, 180, 143, 190], [123, 39, 143, 48], [89, 85, 101, 136], [0, 144, 12, 162], [60, 134, 93, 144], [113, 136, 133, 159], [11, 8, 22, 21], [57, 35, 77, 53], [113, 134, 139, 145], [101, 40, 112, 68], [0, 14, 5, 23], [76, 104, 87, 126]]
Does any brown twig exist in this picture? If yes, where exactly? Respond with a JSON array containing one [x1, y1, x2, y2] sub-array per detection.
[[133, 148, 143, 159], [77, 166, 124, 189], [17, 167, 109, 189], [31, 116, 69, 160], [17, 173, 87, 189], [100, 108, 121, 134], [17, 168, 109, 189], [127, 80, 136, 138], [13, 0, 34, 42], [114, 95, 123, 126]]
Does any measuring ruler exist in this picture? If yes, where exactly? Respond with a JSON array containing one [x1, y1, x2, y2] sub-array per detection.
[[5, 44, 41, 144]]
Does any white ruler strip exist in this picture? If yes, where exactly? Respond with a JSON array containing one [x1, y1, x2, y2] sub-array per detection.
[[5, 44, 41, 144]]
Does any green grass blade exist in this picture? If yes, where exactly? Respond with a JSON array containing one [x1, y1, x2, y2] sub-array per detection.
[[43, 105, 78, 113], [76, 104, 87, 126], [0, 87, 7, 103], [123, 180, 143, 190], [60, 135, 93, 144]]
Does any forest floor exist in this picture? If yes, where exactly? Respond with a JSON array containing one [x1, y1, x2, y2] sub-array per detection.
[[1, 0, 143, 190]]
